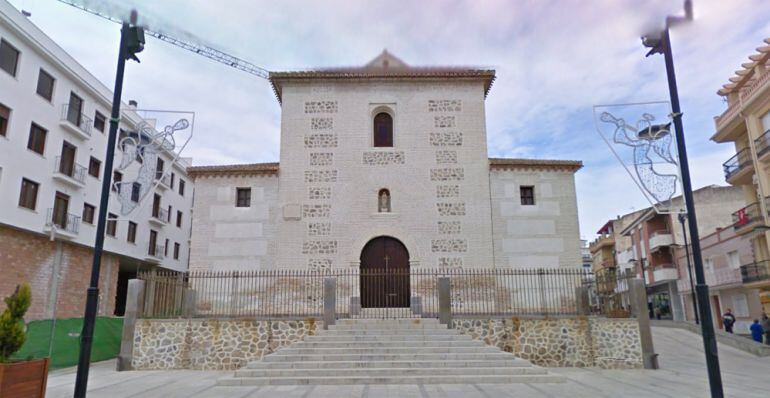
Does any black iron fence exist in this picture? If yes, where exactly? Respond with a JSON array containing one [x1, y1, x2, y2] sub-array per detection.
[[137, 267, 636, 319]]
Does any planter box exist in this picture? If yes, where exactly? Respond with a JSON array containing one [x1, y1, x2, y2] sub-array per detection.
[[0, 358, 49, 398]]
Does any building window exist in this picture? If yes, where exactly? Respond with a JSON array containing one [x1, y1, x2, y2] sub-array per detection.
[[178, 179, 185, 196], [170, 172, 176, 189], [236, 187, 251, 207], [36, 69, 55, 101], [94, 111, 106, 133], [127, 221, 137, 243], [378, 188, 391, 212], [112, 171, 122, 193], [164, 239, 169, 256], [88, 157, 101, 178], [373, 112, 393, 147], [176, 210, 182, 228], [82, 203, 95, 224], [167, 205, 172, 223], [520, 186, 535, 205], [0, 103, 10, 137], [106, 213, 117, 237], [27, 123, 47, 155], [0, 39, 20, 77], [148, 230, 158, 255], [131, 182, 141, 202], [726, 250, 740, 269], [174, 242, 180, 260], [155, 158, 164, 180], [66, 92, 83, 127], [18, 178, 39, 210]]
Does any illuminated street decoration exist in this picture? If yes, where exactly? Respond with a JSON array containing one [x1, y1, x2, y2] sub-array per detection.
[[594, 102, 683, 214]]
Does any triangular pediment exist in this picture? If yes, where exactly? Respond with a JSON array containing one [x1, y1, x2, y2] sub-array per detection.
[[363, 50, 409, 71]]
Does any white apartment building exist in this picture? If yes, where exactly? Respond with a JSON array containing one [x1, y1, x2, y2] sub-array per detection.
[[0, 1, 193, 319]]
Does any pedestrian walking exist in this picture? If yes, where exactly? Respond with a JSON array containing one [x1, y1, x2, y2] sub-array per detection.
[[722, 309, 736, 334], [750, 319, 764, 343], [761, 313, 770, 345]]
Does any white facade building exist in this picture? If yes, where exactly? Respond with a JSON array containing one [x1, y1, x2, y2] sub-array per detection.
[[0, 2, 193, 318], [189, 52, 582, 277]]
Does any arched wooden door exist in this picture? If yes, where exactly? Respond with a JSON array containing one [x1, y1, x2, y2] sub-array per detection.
[[360, 236, 410, 308]]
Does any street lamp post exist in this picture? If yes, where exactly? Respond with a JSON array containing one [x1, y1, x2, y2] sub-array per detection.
[[73, 17, 144, 398], [678, 213, 699, 324], [642, 1, 724, 396]]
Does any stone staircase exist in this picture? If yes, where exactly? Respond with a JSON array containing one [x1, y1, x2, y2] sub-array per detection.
[[218, 318, 564, 385]]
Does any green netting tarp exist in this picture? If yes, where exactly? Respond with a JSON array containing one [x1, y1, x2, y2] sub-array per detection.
[[11, 317, 123, 369]]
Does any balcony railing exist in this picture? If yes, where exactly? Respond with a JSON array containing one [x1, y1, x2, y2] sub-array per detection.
[[152, 207, 169, 224], [723, 148, 753, 181], [148, 243, 165, 259], [45, 208, 80, 235], [755, 129, 770, 159], [60, 104, 92, 137], [740, 69, 770, 103], [715, 102, 741, 131], [54, 156, 87, 185], [741, 260, 770, 284], [732, 202, 764, 232], [155, 172, 171, 188]]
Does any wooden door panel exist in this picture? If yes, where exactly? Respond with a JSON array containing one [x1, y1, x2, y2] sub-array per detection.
[[360, 237, 410, 308]]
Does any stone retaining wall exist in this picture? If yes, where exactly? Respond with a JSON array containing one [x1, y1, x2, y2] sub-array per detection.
[[132, 319, 320, 370], [452, 317, 642, 369]]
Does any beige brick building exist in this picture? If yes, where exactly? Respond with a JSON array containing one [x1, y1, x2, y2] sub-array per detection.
[[188, 52, 583, 285]]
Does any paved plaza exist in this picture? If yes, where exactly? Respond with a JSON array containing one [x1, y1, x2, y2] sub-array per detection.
[[46, 327, 770, 398]]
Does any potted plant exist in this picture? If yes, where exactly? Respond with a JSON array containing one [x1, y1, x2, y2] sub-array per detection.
[[0, 283, 49, 398]]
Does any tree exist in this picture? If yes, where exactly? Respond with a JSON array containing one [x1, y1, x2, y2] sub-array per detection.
[[0, 283, 32, 362]]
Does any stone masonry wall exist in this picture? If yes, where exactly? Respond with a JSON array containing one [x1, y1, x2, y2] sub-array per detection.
[[132, 318, 321, 370], [452, 317, 642, 369], [0, 225, 118, 320]]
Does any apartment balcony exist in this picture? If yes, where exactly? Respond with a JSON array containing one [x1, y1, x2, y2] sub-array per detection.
[[648, 230, 673, 252], [741, 260, 770, 286], [59, 104, 92, 140], [679, 267, 744, 292], [145, 244, 165, 263], [149, 207, 169, 226], [739, 67, 770, 107], [732, 202, 766, 235], [755, 129, 770, 163], [155, 172, 172, 190], [713, 103, 743, 142], [722, 148, 754, 185], [52, 156, 87, 188], [589, 234, 614, 254], [616, 248, 635, 265], [43, 208, 80, 239], [652, 264, 678, 283]]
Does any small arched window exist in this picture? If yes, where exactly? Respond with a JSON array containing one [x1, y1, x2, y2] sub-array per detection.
[[378, 189, 391, 213], [373, 112, 393, 147]]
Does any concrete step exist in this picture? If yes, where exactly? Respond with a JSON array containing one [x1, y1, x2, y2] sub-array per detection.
[[327, 324, 447, 330], [336, 318, 441, 325], [234, 366, 548, 378], [246, 359, 534, 369], [262, 352, 518, 362], [218, 374, 566, 386], [303, 334, 472, 342], [317, 329, 459, 336], [276, 346, 501, 355], [294, 340, 485, 348]]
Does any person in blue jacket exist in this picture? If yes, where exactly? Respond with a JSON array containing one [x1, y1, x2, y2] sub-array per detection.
[[750, 319, 764, 343]]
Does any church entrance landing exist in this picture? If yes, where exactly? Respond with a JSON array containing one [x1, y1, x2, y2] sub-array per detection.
[[359, 236, 410, 308]]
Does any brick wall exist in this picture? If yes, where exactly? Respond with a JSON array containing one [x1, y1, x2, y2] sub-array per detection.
[[0, 225, 118, 320]]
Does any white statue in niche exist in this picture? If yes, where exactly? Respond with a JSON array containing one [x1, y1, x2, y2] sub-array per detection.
[[378, 189, 391, 213]]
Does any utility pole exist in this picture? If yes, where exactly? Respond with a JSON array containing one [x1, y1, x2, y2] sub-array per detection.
[[679, 213, 699, 324], [74, 15, 144, 398], [642, 1, 723, 396]]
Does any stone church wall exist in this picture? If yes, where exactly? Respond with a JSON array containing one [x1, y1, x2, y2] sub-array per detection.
[[189, 174, 279, 271], [274, 80, 495, 270], [452, 317, 642, 369], [489, 168, 582, 268]]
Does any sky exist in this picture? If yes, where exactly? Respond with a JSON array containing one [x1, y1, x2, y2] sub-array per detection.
[[8, 0, 770, 241]]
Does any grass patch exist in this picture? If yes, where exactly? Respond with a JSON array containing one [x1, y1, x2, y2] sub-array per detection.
[[11, 317, 123, 369]]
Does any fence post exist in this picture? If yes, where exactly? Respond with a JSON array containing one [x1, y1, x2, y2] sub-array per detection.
[[575, 286, 590, 316], [144, 268, 157, 316], [230, 271, 240, 316], [323, 277, 336, 330], [438, 277, 451, 327], [630, 278, 658, 369], [117, 279, 145, 371]]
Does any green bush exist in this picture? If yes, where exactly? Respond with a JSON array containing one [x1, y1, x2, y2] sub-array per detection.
[[0, 283, 32, 362]]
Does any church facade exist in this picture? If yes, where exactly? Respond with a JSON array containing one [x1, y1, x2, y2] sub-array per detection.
[[187, 52, 582, 274]]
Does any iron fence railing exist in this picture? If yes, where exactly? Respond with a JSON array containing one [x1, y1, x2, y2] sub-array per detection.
[[137, 268, 636, 320], [54, 156, 87, 184], [741, 260, 770, 284], [755, 129, 770, 159], [722, 148, 752, 180], [61, 104, 92, 136], [152, 207, 169, 223], [45, 208, 80, 235], [732, 202, 763, 231]]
